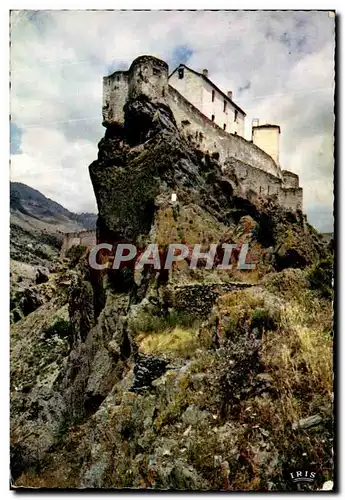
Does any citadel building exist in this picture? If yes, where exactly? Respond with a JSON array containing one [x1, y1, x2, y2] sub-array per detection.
[[62, 55, 304, 256], [102, 55, 303, 212]]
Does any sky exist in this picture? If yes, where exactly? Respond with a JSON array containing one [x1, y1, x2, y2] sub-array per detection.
[[10, 10, 335, 232]]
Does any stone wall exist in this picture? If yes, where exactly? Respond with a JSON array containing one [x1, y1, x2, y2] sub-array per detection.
[[60, 230, 97, 257], [103, 56, 169, 127], [167, 85, 281, 177], [278, 187, 303, 211], [128, 55, 169, 101], [282, 170, 299, 189], [223, 158, 303, 210], [102, 55, 303, 212], [170, 282, 254, 318]]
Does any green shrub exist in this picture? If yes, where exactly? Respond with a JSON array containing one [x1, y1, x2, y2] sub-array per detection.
[[130, 308, 199, 335], [307, 257, 333, 298], [44, 319, 72, 340], [66, 244, 87, 268], [251, 307, 278, 332]]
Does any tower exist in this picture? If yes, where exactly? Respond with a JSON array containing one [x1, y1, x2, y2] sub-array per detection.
[[252, 122, 281, 167]]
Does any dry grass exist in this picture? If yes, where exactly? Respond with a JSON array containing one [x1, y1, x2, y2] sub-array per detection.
[[262, 299, 333, 419], [210, 281, 333, 490], [139, 327, 199, 359]]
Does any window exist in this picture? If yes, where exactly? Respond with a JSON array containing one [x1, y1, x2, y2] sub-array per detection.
[[223, 124, 226, 131], [234, 110, 238, 122], [211, 114, 215, 122], [212, 90, 215, 102], [223, 100, 227, 112], [178, 68, 184, 79]]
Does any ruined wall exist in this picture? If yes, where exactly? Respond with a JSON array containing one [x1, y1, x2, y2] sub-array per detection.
[[201, 78, 245, 136], [60, 230, 97, 257], [170, 282, 254, 317], [167, 85, 281, 177]]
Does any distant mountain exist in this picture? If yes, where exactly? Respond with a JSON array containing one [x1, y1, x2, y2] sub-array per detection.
[[10, 182, 97, 266], [10, 182, 97, 227]]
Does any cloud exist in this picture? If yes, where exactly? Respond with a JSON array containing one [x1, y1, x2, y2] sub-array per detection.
[[10, 10, 335, 231]]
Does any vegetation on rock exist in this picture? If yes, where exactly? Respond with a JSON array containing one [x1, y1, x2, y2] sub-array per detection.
[[10, 92, 333, 490]]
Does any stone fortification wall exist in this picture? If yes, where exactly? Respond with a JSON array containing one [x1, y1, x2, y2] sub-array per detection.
[[60, 230, 97, 257], [103, 56, 168, 127], [169, 282, 254, 318], [282, 170, 299, 189], [102, 55, 303, 212], [278, 187, 303, 211], [167, 86, 281, 177], [223, 158, 303, 211]]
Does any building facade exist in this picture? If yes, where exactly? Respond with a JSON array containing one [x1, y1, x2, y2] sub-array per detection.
[[168, 65, 245, 136]]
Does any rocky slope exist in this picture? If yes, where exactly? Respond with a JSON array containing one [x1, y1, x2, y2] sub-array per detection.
[[10, 182, 97, 267], [10, 94, 333, 490]]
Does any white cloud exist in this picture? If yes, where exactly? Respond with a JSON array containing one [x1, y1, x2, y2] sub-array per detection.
[[10, 10, 334, 231], [10, 127, 97, 212]]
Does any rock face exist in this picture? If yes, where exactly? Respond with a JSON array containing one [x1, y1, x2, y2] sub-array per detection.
[[10, 92, 333, 490], [90, 95, 326, 271]]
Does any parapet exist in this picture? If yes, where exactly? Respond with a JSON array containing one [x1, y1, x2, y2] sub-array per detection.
[[282, 170, 299, 189]]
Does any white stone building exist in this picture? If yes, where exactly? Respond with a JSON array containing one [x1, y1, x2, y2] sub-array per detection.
[[169, 64, 245, 137]]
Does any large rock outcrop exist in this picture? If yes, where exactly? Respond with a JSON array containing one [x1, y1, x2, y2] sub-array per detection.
[[10, 93, 333, 490]]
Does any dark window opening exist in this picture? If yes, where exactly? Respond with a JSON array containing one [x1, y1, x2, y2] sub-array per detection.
[[223, 124, 226, 131], [178, 68, 184, 79], [211, 114, 215, 122], [199, 132, 203, 141], [153, 68, 160, 76], [234, 110, 238, 122], [212, 90, 215, 102], [162, 87, 165, 97], [223, 100, 227, 112]]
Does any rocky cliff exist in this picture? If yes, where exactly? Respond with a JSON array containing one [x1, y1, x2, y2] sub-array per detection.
[[10, 94, 333, 490]]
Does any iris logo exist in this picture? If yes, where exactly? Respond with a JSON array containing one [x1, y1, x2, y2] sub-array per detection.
[[289, 470, 317, 484]]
